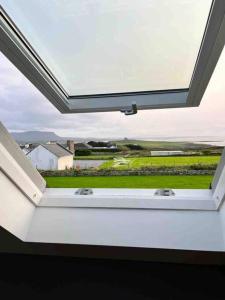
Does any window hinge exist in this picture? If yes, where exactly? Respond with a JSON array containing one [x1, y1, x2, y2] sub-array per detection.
[[120, 102, 137, 115]]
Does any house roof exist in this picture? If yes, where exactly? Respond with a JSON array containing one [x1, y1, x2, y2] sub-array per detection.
[[75, 143, 92, 150], [41, 143, 73, 158]]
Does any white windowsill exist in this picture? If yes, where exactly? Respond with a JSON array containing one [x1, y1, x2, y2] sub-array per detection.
[[26, 194, 224, 252], [39, 188, 216, 210]]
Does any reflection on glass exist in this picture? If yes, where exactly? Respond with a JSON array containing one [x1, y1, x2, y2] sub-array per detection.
[[1, 0, 212, 95]]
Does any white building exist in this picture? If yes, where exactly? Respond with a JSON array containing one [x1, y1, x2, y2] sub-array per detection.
[[26, 144, 73, 170], [150, 150, 184, 156]]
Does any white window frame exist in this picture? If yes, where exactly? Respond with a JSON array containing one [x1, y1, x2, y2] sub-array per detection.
[[1, 121, 225, 211], [0, 122, 45, 205], [0, 1, 225, 114], [32, 147, 225, 211], [1, 126, 225, 258]]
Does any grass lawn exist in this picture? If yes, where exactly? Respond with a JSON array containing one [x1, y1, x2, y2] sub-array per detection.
[[100, 156, 220, 170], [45, 175, 213, 189]]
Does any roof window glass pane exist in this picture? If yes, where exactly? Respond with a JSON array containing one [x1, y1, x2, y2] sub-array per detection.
[[1, 0, 212, 96]]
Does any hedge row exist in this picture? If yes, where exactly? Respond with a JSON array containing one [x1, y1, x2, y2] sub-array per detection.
[[40, 168, 215, 177]]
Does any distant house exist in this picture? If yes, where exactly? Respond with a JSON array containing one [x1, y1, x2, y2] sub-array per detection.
[[89, 145, 117, 150], [87, 141, 117, 150], [19, 143, 30, 154], [60, 140, 75, 154], [26, 143, 73, 170], [74, 143, 92, 150], [150, 150, 184, 156]]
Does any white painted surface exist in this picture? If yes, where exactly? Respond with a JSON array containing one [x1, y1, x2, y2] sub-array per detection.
[[211, 148, 225, 209], [219, 198, 225, 245], [27, 145, 73, 170], [150, 151, 184, 156], [0, 122, 45, 192], [58, 155, 73, 170], [0, 121, 225, 253], [27, 145, 57, 170], [0, 170, 35, 240], [39, 188, 216, 210], [0, 143, 43, 205], [26, 205, 224, 251], [0, 165, 224, 251]]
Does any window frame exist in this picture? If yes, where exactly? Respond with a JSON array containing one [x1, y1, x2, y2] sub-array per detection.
[[38, 148, 225, 210], [0, 1, 225, 114], [0, 122, 45, 205], [1, 119, 225, 211]]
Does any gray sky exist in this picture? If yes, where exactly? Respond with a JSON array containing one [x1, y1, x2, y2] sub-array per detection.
[[0, 46, 225, 139]]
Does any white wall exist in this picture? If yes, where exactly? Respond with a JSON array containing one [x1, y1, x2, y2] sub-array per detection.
[[58, 155, 73, 170], [151, 151, 184, 156], [27, 145, 58, 170], [219, 198, 225, 245], [26, 202, 225, 251], [0, 170, 35, 240], [27, 146, 73, 170]]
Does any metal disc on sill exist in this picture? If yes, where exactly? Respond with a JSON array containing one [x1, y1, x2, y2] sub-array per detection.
[[75, 188, 93, 195], [154, 189, 175, 196]]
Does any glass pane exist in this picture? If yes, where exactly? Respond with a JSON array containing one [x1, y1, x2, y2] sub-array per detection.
[[1, 0, 212, 96]]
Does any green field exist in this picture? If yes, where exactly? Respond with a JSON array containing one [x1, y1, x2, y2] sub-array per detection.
[[100, 155, 220, 170], [114, 139, 210, 150], [45, 175, 213, 189]]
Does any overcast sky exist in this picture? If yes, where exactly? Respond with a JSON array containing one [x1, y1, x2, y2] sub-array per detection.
[[0, 46, 225, 139]]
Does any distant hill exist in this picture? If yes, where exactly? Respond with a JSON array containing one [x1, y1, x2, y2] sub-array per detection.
[[10, 132, 217, 149], [11, 131, 63, 143], [10, 131, 105, 144], [114, 139, 213, 150]]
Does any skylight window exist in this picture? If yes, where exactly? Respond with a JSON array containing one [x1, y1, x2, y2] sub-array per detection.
[[0, 1, 224, 113], [0, 0, 212, 96], [2, 1, 225, 262]]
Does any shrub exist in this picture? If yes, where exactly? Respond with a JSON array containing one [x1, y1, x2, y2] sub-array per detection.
[[91, 148, 120, 153], [88, 141, 114, 147], [125, 144, 144, 150], [75, 149, 92, 156]]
